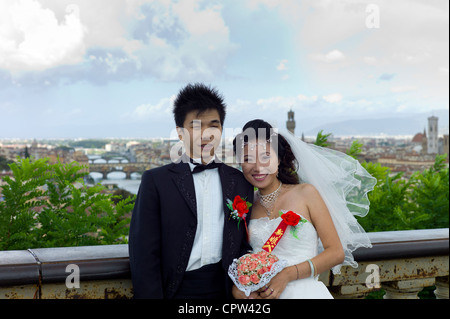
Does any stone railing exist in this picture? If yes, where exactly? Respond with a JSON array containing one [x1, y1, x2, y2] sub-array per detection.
[[0, 228, 448, 299], [322, 228, 449, 299]]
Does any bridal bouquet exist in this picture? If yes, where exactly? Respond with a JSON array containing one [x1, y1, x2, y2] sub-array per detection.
[[228, 250, 287, 296], [228, 210, 303, 296]]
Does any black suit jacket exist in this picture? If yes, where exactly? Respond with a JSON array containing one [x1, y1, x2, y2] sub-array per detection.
[[128, 160, 254, 299]]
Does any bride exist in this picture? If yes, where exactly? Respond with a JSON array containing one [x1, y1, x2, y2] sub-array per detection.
[[231, 119, 376, 299]]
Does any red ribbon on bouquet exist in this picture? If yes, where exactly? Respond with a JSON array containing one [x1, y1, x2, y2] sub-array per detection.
[[262, 211, 301, 253]]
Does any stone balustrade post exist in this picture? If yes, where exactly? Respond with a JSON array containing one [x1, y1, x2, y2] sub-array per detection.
[[434, 276, 449, 299], [382, 278, 435, 299]]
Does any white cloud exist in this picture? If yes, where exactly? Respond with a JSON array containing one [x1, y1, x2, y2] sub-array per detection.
[[439, 66, 449, 74], [363, 56, 377, 65], [297, 94, 318, 102], [125, 0, 236, 81], [310, 50, 345, 63], [0, 0, 236, 82], [89, 53, 132, 74], [0, 0, 86, 72], [390, 85, 417, 93], [173, 1, 228, 40], [253, 0, 448, 111], [133, 103, 163, 118], [126, 96, 175, 121], [256, 96, 298, 112], [323, 93, 343, 103], [276, 59, 288, 71], [254, 93, 346, 118], [396, 104, 408, 112]]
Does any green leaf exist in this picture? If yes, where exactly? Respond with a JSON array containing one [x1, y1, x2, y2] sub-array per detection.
[[314, 130, 332, 147], [0, 157, 135, 250]]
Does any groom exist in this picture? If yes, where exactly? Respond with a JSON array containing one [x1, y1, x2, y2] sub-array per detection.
[[129, 83, 254, 299]]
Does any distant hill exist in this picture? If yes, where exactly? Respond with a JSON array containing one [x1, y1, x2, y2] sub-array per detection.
[[305, 109, 449, 137]]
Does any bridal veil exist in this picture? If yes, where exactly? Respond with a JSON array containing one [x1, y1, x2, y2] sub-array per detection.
[[276, 128, 377, 274]]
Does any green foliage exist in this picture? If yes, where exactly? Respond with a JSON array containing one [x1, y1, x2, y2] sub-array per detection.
[[358, 154, 449, 231], [408, 154, 449, 229], [0, 155, 14, 171], [68, 139, 108, 149], [357, 166, 417, 231], [0, 157, 135, 250], [313, 132, 447, 299], [346, 140, 363, 160], [311, 131, 449, 232], [314, 130, 332, 147], [0, 158, 51, 249]]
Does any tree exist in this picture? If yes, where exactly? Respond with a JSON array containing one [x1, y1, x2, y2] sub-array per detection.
[[312, 131, 449, 231], [0, 156, 14, 171], [24, 146, 30, 159], [0, 158, 51, 249], [407, 154, 449, 229], [314, 130, 332, 147], [0, 157, 135, 250]]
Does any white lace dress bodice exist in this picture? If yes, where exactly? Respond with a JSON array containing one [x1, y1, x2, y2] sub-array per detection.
[[248, 216, 333, 299]]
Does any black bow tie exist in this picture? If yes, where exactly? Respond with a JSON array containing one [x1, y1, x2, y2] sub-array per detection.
[[191, 161, 222, 174]]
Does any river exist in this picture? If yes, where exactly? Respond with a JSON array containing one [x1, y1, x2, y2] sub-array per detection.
[[87, 155, 142, 194], [88, 171, 142, 194]]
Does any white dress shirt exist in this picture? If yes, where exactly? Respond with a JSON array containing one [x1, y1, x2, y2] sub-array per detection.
[[186, 158, 224, 271]]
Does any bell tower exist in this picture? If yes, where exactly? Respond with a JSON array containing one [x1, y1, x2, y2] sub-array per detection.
[[286, 108, 296, 135], [427, 116, 438, 154]]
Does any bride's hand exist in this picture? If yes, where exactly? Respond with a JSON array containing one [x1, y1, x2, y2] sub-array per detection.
[[257, 267, 296, 299], [232, 285, 260, 299]]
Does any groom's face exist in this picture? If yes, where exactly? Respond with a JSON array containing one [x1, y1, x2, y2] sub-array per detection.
[[177, 109, 223, 162]]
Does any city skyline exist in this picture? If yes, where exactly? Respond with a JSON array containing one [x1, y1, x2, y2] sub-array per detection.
[[0, 0, 448, 139]]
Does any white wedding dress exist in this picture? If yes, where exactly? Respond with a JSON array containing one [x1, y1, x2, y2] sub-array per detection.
[[248, 215, 334, 299]]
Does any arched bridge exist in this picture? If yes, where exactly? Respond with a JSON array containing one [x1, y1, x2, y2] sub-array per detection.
[[88, 162, 161, 179]]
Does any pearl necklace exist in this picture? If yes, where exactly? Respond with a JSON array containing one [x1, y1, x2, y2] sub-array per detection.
[[258, 181, 283, 217]]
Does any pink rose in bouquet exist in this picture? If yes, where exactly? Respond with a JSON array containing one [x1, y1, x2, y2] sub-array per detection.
[[229, 211, 303, 296], [235, 250, 279, 287]]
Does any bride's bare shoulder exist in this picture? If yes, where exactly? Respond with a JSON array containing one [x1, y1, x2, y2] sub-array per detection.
[[280, 184, 323, 208], [289, 183, 321, 198]]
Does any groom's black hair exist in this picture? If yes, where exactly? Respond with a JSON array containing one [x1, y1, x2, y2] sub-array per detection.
[[173, 83, 226, 127]]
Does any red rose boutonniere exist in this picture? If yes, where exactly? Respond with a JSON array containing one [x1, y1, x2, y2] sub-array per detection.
[[280, 210, 307, 240], [280, 210, 301, 226], [227, 195, 252, 235]]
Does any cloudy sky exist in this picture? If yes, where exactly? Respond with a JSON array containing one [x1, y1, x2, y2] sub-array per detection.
[[0, 0, 448, 139]]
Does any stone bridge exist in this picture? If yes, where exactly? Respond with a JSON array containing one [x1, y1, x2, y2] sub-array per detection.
[[88, 162, 160, 179]]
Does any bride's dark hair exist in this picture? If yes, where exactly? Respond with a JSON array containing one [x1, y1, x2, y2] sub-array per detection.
[[233, 119, 300, 185]]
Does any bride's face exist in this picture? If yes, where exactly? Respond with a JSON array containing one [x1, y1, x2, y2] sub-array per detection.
[[241, 140, 280, 190]]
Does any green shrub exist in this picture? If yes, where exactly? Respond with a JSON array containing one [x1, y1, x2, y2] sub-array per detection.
[[359, 155, 449, 231], [0, 157, 134, 250]]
